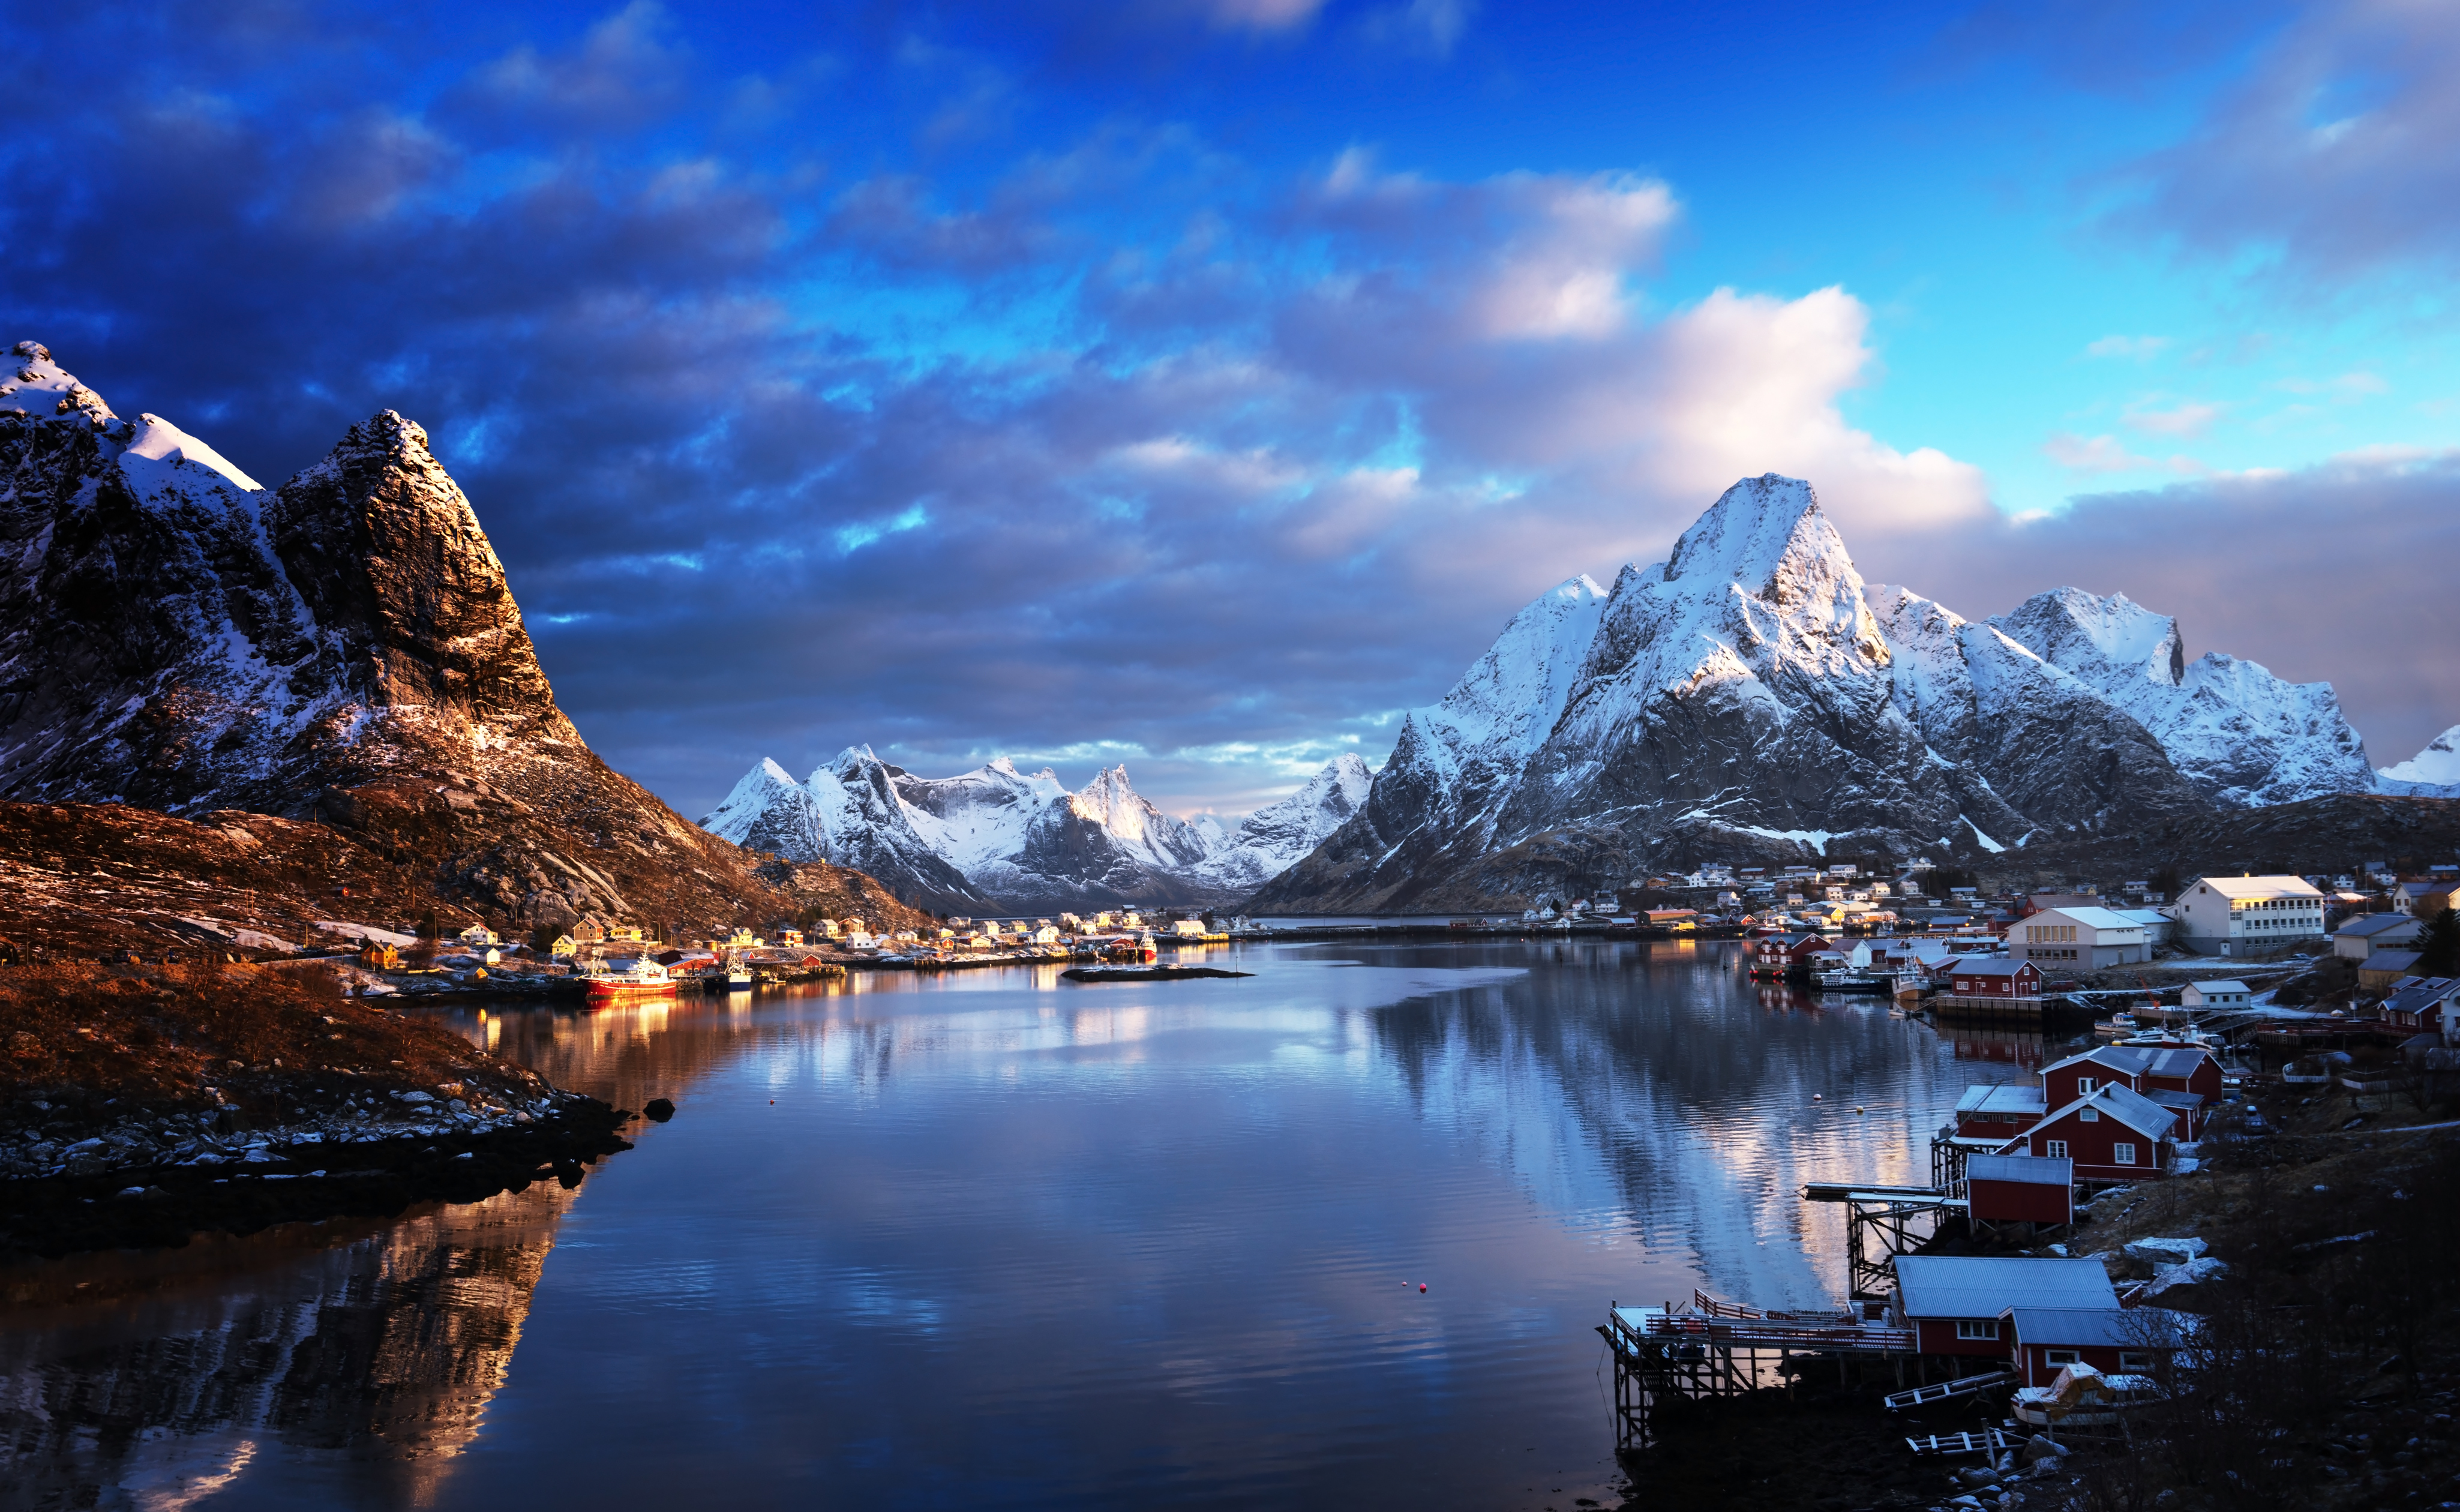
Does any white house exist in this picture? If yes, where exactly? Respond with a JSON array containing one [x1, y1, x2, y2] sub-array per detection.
[[457, 923, 499, 947], [2180, 979, 2252, 1009], [2011, 906, 2150, 967], [2335, 913, 2424, 962], [2171, 875, 2327, 956]]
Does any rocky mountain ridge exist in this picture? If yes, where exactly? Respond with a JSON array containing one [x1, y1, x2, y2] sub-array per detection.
[[0, 340, 930, 947], [1255, 473, 2394, 912], [703, 749, 1372, 912]]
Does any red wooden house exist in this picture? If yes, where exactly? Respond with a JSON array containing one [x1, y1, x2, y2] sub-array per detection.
[[1964, 1153, 2074, 1228], [1994, 1083, 2174, 1184], [1750, 932, 1829, 976], [2040, 1046, 2217, 1139], [1891, 1255, 2119, 1359], [1942, 958, 2042, 1000], [2004, 1307, 2188, 1388]]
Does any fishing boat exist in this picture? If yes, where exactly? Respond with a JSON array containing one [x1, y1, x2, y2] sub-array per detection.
[[580, 956, 677, 1005], [720, 952, 754, 991], [1101, 933, 1159, 964]]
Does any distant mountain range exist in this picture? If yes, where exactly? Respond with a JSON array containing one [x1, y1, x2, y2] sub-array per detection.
[[701, 750, 1373, 913], [1255, 473, 2450, 912]]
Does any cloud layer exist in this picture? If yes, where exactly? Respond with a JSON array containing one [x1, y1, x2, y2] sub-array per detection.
[[5, 1, 2446, 821], [2, 2, 2004, 818]]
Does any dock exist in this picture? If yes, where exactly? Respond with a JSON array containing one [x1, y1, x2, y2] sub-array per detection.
[[1600, 1289, 1917, 1450]]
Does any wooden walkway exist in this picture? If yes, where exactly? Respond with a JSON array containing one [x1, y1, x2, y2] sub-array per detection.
[[1602, 1291, 1918, 1451]]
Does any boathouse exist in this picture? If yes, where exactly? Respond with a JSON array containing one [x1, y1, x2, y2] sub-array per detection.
[[1892, 1255, 2118, 1358], [1939, 958, 2042, 1007], [1963, 1154, 2074, 1229], [1751, 931, 1829, 975], [2003, 1307, 2186, 1388], [1994, 1083, 2175, 1183]]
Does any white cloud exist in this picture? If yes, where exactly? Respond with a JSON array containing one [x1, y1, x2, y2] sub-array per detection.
[[2084, 334, 2170, 361], [2125, 398, 2226, 437]]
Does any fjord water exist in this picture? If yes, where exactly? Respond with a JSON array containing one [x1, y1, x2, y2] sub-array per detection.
[[0, 940, 2026, 1510]]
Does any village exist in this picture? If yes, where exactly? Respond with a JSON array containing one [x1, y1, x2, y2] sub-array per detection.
[[1596, 855, 2460, 1510]]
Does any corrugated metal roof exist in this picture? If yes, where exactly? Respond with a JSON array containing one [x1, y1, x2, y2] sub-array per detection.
[[2191, 875, 2323, 899], [1956, 1084, 2047, 1115], [1949, 958, 2033, 977], [1966, 1154, 2071, 1186], [2005, 1306, 2186, 1348], [2032, 906, 2141, 931], [1895, 1256, 2117, 1319]]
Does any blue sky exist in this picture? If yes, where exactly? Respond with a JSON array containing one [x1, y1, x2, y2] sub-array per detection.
[[8, 0, 2458, 818]]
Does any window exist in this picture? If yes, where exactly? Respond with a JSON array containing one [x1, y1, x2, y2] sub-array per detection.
[[2119, 1352, 2153, 1372], [2045, 1139, 2068, 1159], [2080, 1108, 2100, 1122], [2114, 1142, 2137, 1165], [2077, 1077, 2096, 1094], [2045, 1349, 2080, 1366], [1957, 1319, 1999, 1340]]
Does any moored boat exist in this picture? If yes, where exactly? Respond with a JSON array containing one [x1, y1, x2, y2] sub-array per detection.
[[581, 956, 677, 1005]]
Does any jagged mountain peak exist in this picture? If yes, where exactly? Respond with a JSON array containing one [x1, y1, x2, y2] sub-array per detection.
[[2379, 724, 2460, 796], [1253, 472, 2383, 913], [1663, 473, 1856, 602], [1992, 587, 2185, 689], [701, 748, 1372, 909]]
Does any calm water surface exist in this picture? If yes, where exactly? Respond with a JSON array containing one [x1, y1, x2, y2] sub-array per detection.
[[0, 940, 2046, 1510]]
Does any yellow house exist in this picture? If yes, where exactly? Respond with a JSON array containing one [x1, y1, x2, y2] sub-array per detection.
[[725, 928, 762, 949], [550, 934, 578, 958], [611, 924, 644, 943]]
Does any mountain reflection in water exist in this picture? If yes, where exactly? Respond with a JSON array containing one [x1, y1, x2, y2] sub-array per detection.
[[0, 940, 2049, 1511]]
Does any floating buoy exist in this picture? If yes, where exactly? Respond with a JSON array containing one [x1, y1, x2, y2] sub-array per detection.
[[1856, 1106, 1866, 1114], [1420, 1283, 1428, 1292], [1811, 1093, 1823, 1100]]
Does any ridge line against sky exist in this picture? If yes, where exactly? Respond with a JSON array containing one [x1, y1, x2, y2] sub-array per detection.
[[6, 0, 2457, 820]]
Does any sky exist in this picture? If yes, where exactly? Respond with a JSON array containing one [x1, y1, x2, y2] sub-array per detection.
[[7, 0, 2459, 821]]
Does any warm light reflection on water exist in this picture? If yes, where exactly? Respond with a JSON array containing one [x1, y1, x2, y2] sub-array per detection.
[[0, 940, 2060, 1511]]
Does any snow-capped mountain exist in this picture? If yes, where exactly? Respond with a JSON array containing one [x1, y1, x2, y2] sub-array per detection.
[[1985, 587, 2374, 806], [0, 339, 930, 937], [1255, 473, 2380, 911], [703, 750, 1372, 910], [2379, 725, 2460, 797]]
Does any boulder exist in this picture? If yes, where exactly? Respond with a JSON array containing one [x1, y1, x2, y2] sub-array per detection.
[[643, 1098, 676, 1123]]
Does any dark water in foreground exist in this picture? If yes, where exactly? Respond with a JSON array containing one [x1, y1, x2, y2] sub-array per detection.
[[0, 940, 2042, 1510]]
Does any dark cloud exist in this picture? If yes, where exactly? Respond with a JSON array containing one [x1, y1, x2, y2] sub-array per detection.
[[2099, 1, 2460, 281]]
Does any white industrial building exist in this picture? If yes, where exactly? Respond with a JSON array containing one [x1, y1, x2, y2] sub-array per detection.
[[2010, 906, 2151, 967], [2171, 874, 2327, 957]]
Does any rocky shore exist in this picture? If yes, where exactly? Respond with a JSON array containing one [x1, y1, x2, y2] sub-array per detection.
[[0, 959, 635, 1262]]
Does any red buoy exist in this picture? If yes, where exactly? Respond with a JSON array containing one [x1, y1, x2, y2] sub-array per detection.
[[1419, 1283, 1427, 1292]]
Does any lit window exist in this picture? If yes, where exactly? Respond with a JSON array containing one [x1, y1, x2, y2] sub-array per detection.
[[1957, 1319, 1999, 1340]]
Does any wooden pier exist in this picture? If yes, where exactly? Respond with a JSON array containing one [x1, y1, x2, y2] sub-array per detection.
[[1802, 1183, 1967, 1301], [1601, 1289, 1916, 1450]]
